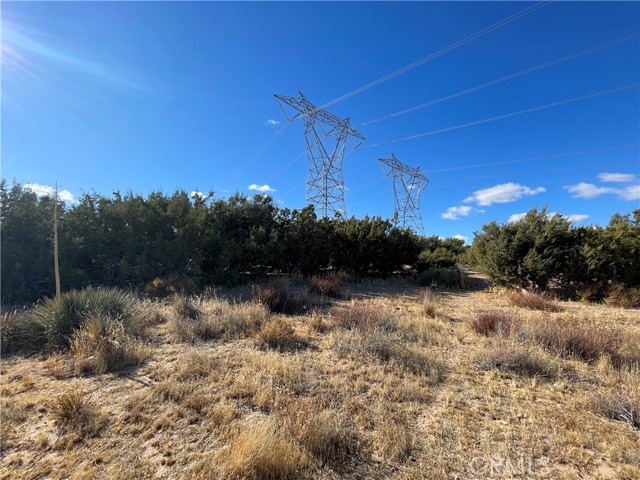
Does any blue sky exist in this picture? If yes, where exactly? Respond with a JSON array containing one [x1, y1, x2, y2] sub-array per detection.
[[2, 1, 639, 243]]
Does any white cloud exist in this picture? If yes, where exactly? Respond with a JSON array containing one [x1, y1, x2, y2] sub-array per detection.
[[24, 183, 74, 203], [566, 214, 589, 223], [507, 213, 527, 223], [248, 184, 276, 193], [565, 182, 617, 199], [190, 190, 206, 200], [441, 205, 472, 220], [464, 182, 545, 206], [265, 119, 281, 126], [598, 172, 637, 183], [566, 182, 639, 201], [620, 184, 640, 201], [453, 234, 468, 243]]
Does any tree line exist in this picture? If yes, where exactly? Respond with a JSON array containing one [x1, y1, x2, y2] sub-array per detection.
[[3, 181, 459, 303]]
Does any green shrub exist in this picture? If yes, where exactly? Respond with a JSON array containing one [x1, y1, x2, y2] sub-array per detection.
[[1, 309, 47, 354], [31, 287, 137, 349], [417, 268, 463, 288]]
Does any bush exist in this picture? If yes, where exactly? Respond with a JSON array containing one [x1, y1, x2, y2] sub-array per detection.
[[256, 318, 308, 351], [31, 287, 137, 349], [70, 316, 149, 374], [530, 317, 621, 363], [1, 309, 47, 354], [606, 283, 640, 309], [469, 312, 516, 337], [144, 275, 197, 298], [506, 289, 561, 312], [417, 268, 464, 288], [309, 275, 341, 297], [252, 282, 312, 315]]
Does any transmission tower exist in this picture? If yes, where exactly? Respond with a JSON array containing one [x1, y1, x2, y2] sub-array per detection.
[[379, 154, 429, 235], [274, 91, 365, 218]]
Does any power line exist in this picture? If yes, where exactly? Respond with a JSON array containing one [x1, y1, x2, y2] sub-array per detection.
[[319, 1, 551, 110], [361, 32, 640, 126], [363, 84, 639, 148]]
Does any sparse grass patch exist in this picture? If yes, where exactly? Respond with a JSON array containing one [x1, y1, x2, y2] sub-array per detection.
[[284, 400, 358, 466], [309, 275, 342, 298], [468, 311, 516, 337], [71, 316, 150, 374], [506, 289, 561, 312], [216, 417, 306, 479], [256, 317, 309, 351], [331, 301, 397, 333], [475, 342, 562, 379]]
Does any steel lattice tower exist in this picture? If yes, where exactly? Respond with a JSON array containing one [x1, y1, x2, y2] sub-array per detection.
[[379, 154, 429, 235], [275, 92, 365, 218]]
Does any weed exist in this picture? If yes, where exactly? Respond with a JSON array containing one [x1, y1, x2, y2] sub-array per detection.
[[469, 311, 516, 337], [507, 289, 561, 312]]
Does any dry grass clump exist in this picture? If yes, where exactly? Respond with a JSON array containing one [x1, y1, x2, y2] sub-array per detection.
[[374, 416, 416, 462], [400, 316, 448, 347], [0, 308, 46, 354], [71, 316, 150, 374], [216, 417, 306, 479], [506, 289, 561, 312], [331, 301, 397, 333], [51, 391, 104, 438], [256, 317, 309, 352], [606, 283, 640, 309], [170, 296, 270, 343], [417, 287, 438, 317], [475, 342, 562, 379], [529, 316, 622, 364], [309, 275, 342, 297], [468, 311, 516, 337], [284, 400, 358, 466]]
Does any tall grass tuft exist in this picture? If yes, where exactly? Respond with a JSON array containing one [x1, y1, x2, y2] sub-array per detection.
[[71, 316, 150, 374], [1, 309, 47, 354], [606, 283, 640, 309], [506, 289, 561, 312], [468, 311, 516, 337], [31, 287, 138, 349]]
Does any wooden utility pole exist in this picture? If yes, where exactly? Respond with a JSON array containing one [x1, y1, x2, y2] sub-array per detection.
[[53, 182, 61, 297]]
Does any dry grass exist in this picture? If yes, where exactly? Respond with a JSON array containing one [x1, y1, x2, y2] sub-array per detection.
[[607, 282, 640, 309], [252, 281, 313, 315], [216, 417, 306, 479], [418, 287, 438, 317], [2, 286, 640, 479], [468, 311, 516, 336], [71, 317, 150, 374], [507, 289, 561, 312], [256, 317, 309, 351]]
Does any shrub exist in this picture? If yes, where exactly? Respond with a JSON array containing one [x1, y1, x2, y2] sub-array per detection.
[[51, 391, 103, 437], [475, 343, 561, 379], [0, 309, 47, 354], [309, 275, 342, 297], [417, 268, 463, 288], [216, 417, 306, 479], [284, 400, 358, 466], [70, 316, 150, 374], [252, 283, 312, 315], [256, 318, 308, 351], [591, 390, 640, 430], [31, 287, 137, 349], [530, 317, 621, 363], [144, 275, 197, 298], [506, 289, 561, 312], [469, 312, 516, 337], [331, 302, 397, 333], [606, 283, 640, 309]]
